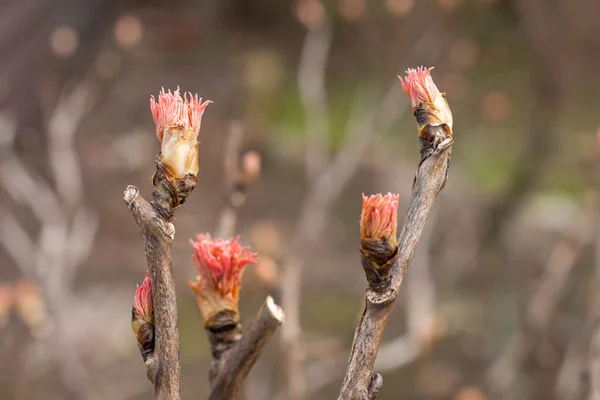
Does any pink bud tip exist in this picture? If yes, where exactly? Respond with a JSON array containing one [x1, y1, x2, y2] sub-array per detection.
[[190, 234, 258, 302], [361, 193, 400, 241], [150, 87, 212, 143], [133, 272, 153, 322], [398, 66, 441, 109]]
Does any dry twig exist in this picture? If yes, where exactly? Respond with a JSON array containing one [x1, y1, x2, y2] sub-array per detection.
[[338, 144, 452, 399], [337, 66, 454, 399], [124, 183, 182, 399]]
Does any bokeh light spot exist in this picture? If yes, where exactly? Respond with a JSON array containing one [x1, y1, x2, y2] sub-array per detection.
[[454, 386, 487, 400], [115, 14, 143, 49], [50, 26, 78, 58], [295, 0, 326, 27], [340, 0, 367, 22], [385, 0, 414, 16]]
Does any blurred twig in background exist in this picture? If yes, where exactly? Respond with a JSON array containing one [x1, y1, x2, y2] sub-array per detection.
[[296, 2, 331, 184], [488, 216, 591, 398], [279, 10, 406, 397], [0, 83, 99, 399], [216, 121, 261, 239]]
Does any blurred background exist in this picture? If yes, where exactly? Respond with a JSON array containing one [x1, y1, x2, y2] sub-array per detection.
[[0, 0, 599, 399]]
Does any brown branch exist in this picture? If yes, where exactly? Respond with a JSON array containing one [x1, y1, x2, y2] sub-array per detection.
[[208, 296, 284, 400], [338, 143, 452, 399], [124, 169, 193, 399]]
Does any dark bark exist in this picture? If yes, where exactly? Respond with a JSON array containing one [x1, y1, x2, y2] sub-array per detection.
[[206, 310, 243, 386], [209, 296, 284, 400]]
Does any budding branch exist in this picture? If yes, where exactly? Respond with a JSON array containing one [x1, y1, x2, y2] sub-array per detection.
[[338, 144, 452, 399]]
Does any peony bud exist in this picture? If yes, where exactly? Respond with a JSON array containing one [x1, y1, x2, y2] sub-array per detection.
[[360, 193, 400, 291], [150, 88, 212, 179], [360, 193, 399, 245], [189, 234, 258, 323], [399, 67, 453, 132], [132, 272, 154, 359]]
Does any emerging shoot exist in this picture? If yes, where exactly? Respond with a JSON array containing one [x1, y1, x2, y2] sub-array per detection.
[[150, 88, 212, 181], [189, 234, 258, 324], [360, 193, 400, 291], [132, 272, 155, 360]]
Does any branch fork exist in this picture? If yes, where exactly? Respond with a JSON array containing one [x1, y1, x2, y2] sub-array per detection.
[[151, 156, 199, 221]]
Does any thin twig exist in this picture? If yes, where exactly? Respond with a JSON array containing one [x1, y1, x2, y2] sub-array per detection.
[[65, 207, 99, 274], [0, 127, 63, 226], [124, 185, 180, 399], [375, 207, 438, 371], [209, 296, 284, 400], [47, 84, 90, 206], [216, 121, 246, 239], [337, 143, 452, 399]]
